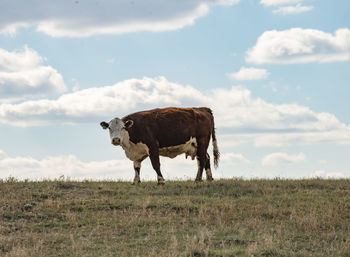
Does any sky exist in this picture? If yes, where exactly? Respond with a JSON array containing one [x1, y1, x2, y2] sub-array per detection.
[[0, 0, 349, 181]]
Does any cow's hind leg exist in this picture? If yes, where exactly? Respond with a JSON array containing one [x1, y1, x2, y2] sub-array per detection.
[[195, 157, 203, 182], [195, 137, 210, 182], [149, 147, 165, 185], [132, 161, 141, 184], [205, 153, 213, 181], [195, 140, 206, 182]]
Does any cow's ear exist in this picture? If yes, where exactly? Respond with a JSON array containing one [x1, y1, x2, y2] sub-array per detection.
[[100, 121, 109, 130], [124, 120, 134, 129]]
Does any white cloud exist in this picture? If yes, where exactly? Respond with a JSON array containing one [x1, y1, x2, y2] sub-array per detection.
[[0, 153, 131, 181], [262, 152, 305, 166], [0, 76, 204, 126], [221, 152, 250, 163], [1, 76, 350, 147], [0, 46, 66, 102], [260, 0, 303, 6], [0, 149, 256, 181], [228, 67, 269, 80], [0, 45, 43, 70], [0, 23, 29, 37], [1, 148, 346, 181], [0, 150, 202, 181], [211, 87, 349, 134], [309, 170, 346, 179], [246, 28, 350, 64], [272, 4, 313, 15], [0, 0, 239, 37]]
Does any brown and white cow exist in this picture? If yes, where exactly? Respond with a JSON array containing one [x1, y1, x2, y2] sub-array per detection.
[[100, 107, 219, 184]]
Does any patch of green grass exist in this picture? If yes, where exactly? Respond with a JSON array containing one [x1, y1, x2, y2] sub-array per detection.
[[1, 179, 350, 256]]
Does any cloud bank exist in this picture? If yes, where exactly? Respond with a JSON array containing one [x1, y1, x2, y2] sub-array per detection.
[[246, 28, 350, 64], [0, 149, 202, 181], [1, 76, 349, 147], [0, 77, 203, 126], [1, 149, 347, 181], [0, 0, 239, 37], [0, 152, 130, 180], [0, 46, 66, 102]]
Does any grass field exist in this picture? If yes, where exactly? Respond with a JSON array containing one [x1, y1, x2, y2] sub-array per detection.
[[1, 178, 350, 257]]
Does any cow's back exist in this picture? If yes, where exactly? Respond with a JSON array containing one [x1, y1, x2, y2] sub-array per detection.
[[122, 107, 214, 148]]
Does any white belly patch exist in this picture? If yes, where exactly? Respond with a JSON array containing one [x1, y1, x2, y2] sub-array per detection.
[[159, 137, 197, 159], [120, 130, 197, 161], [120, 130, 149, 162]]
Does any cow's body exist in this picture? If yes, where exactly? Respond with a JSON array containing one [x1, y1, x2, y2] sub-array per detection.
[[100, 107, 219, 184]]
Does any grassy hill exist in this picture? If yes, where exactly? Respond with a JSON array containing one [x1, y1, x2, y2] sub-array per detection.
[[1, 178, 350, 257]]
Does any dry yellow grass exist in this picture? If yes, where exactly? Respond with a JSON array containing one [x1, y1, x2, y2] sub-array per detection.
[[1, 178, 350, 256]]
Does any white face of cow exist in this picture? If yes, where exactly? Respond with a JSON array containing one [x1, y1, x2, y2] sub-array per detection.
[[100, 118, 134, 146], [107, 118, 125, 146]]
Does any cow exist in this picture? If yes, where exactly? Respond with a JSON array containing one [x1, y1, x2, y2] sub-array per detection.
[[100, 107, 219, 184]]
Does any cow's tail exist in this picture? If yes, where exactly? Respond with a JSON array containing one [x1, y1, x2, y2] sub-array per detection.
[[208, 109, 220, 169], [212, 126, 220, 169]]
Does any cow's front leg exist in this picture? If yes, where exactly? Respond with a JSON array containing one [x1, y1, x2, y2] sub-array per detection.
[[132, 161, 141, 184], [149, 147, 165, 185]]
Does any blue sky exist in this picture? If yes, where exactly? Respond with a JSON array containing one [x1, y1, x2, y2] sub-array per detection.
[[0, 0, 349, 181]]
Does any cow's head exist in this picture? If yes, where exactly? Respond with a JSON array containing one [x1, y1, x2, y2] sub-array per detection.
[[100, 118, 134, 146]]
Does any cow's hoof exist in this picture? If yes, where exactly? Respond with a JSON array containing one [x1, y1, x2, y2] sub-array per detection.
[[195, 179, 203, 183], [207, 177, 214, 182], [157, 176, 165, 185], [131, 181, 141, 185]]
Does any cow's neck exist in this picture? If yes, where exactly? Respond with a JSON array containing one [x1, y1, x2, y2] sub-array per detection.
[[120, 129, 131, 149]]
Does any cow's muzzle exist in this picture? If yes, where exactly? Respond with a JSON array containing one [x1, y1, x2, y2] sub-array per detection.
[[112, 138, 121, 146]]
